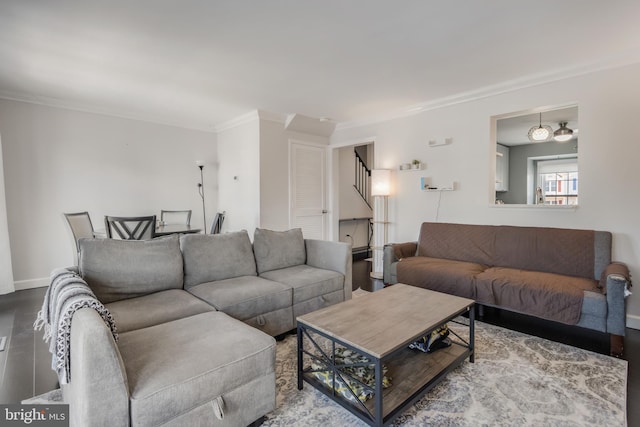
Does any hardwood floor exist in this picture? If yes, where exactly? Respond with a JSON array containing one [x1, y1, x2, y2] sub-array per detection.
[[1, 259, 638, 425]]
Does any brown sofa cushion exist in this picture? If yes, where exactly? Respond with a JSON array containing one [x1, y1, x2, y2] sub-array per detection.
[[416, 222, 601, 280], [475, 267, 599, 324], [494, 226, 595, 279], [417, 223, 496, 266], [396, 256, 486, 299]]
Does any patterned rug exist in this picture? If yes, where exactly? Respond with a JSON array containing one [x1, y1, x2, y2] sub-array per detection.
[[262, 320, 627, 426]]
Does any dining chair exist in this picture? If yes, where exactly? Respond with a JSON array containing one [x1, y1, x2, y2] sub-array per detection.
[[210, 211, 225, 234], [105, 215, 156, 240], [160, 210, 192, 225], [64, 211, 95, 261]]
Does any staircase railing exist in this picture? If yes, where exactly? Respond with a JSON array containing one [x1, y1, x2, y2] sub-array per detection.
[[354, 150, 372, 209]]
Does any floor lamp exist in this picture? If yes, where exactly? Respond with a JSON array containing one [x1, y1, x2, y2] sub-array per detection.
[[371, 169, 391, 279], [196, 160, 206, 232]]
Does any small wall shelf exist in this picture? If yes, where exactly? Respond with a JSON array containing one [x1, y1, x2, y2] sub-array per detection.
[[420, 177, 455, 191], [423, 188, 454, 192], [399, 161, 424, 171]]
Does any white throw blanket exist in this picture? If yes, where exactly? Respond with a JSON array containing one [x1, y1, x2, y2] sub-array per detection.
[[34, 268, 118, 385]]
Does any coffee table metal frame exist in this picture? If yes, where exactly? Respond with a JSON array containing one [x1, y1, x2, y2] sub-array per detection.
[[297, 291, 474, 427]]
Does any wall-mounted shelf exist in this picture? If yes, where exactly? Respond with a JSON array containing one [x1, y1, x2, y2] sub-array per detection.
[[420, 177, 455, 192], [423, 187, 454, 192], [399, 161, 424, 171]]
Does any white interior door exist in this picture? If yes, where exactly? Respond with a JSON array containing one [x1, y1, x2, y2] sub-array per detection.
[[290, 141, 327, 240]]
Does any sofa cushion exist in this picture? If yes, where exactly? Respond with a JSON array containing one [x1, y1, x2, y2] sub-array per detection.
[[253, 228, 306, 274], [79, 235, 183, 304], [187, 276, 292, 321], [180, 231, 257, 289], [117, 311, 275, 427], [475, 267, 599, 324], [105, 289, 215, 333], [396, 256, 485, 299], [260, 264, 344, 304], [494, 226, 596, 279], [417, 222, 496, 266]]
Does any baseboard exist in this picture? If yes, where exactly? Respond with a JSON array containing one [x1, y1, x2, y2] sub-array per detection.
[[14, 277, 48, 291], [627, 314, 640, 331]]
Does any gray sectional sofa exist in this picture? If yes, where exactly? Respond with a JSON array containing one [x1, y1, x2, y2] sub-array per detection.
[[383, 222, 631, 356], [61, 228, 352, 427]]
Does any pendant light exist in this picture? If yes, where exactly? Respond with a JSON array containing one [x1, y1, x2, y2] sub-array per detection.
[[553, 122, 573, 142], [527, 113, 553, 142]]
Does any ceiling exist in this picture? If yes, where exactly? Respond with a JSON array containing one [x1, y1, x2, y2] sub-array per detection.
[[1, 1, 640, 132]]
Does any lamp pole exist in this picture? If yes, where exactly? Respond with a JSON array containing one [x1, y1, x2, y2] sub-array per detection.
[[196, 162, 206, 232]]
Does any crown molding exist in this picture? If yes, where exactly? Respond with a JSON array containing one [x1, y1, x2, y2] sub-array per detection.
[[335, 50, 640, 132], [0, 90, 218, 133], [214, 110, 260, 133]]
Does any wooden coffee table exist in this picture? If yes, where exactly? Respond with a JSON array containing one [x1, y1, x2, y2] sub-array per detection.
[[296, 284, 474, 427]]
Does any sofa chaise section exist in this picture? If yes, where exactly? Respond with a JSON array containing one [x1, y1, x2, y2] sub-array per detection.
[[67, 235, 276, 426]]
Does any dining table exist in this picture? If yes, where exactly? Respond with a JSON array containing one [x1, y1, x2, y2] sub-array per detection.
[[93, 224, 202, 238], [154, 224, 202, 236]]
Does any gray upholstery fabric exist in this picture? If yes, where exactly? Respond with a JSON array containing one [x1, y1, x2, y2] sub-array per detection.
[[159, 373, 275, 427], [243, 306, 295, 336], [79, 235, 183, 304], [187, 276, 292, 321], [105, 289, 215, 333], [577, 291, 607, 332], [180, 231, 257, 289], [594, 231, 613, 280], [253, 228, 306, 274], [606, 273, 628, 335], [63, 309, 130, 427], [117, 311, 275, 427], [305, 238, 352, 300], [260, 264, 344, 304], [293, 289, 344, 319]]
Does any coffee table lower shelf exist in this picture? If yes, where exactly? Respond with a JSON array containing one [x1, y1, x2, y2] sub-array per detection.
[[297, 323, 473, 426]]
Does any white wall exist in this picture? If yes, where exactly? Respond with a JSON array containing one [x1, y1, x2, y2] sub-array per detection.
[[259, 118, 291, 231], [0, 132, 14, 294], [332, 63, 640, 328], [217, 116, 261, 236], [0, 99, 217, 288]]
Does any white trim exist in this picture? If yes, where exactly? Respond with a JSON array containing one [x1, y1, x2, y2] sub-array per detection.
[[336, 52, 640, 132], [627, 314, 640, 331], [0, 90, 219, 133], [257, 110, 287, 124], [14, 277, 49, 291], [214, 110, 260, 133], [329, 136, 377, 149]]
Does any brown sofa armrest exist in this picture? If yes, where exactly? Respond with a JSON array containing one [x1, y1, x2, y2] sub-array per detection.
[[599, 262, 631, 292], [383, 242, 417, 284], [392, 242, 418, 260]]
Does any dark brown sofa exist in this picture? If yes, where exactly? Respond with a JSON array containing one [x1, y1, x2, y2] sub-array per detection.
[[383, 222, 632, 355]]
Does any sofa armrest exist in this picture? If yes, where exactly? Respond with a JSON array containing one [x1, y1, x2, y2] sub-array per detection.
[[383, 242, 417, 284], [600, 262, 632, 336], [62, 309, 130, 427], [305, 239, 353, 300]]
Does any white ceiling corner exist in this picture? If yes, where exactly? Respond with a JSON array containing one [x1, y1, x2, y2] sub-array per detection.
[[0, 1, 639, 132]]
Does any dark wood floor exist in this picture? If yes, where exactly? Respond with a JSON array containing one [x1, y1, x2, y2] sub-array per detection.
[[1, 259, 638, 424]]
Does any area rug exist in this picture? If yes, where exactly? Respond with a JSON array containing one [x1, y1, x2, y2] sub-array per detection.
[[262, 320, 627, 427]]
